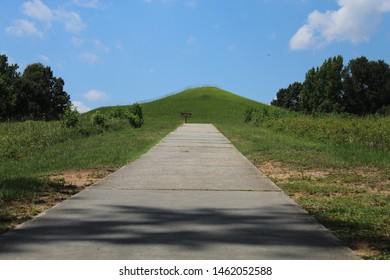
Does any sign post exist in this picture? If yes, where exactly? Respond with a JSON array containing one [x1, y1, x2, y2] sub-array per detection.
[[181, 112, 192, 123]]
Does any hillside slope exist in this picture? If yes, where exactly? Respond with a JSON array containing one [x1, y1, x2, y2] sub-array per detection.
[[142, 86, 263, 125]]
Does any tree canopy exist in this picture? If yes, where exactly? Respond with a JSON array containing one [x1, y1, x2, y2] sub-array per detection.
[[0, 54, 71, 121], [271, 55, 390, 115]]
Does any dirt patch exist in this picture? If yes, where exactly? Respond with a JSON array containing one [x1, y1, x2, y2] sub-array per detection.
[[352, 241, 381, 257], [258, 161, 389, 193], [256, 160, 389, 259], [48, 168, 114, 188], [258, 161, 328, 182], [1, 169, 115, 235]]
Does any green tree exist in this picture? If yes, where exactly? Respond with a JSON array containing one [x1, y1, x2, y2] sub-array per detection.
[[301, 55, 344, 113], [300, 67, 318, 113], [0, 54, 19, 120], [343, 57, 390, 115], [15, 63, 71, 120], [271, 82, 302, 111]]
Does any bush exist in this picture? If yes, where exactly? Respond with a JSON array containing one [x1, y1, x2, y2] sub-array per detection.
[[109, 104, 144, 128], [127, 113, 143, 128], [62, 107, 80, 128], [92, 111, 106, 127], [131, 103, 143, 121], [110, 107, 127, 119], [127, 103, 144, 128]]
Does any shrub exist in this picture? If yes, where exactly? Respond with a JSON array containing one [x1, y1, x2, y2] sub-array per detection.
[[92, 111, 106, 127], [131, 103, 143, 121], [127, 103, 144, 128], [62, 107, 80, 128], [109, 104, 144, 128], [110, 107, 127, 119], [127, 113, 143, 128]]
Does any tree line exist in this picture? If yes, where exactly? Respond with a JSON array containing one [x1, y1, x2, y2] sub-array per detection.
[[271, 55, 390, 115], [0, 54, 71, 121]]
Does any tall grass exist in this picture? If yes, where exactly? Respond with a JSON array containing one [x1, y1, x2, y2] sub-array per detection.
[[245, 106, 390, 151], [0, 117, 130, 163]]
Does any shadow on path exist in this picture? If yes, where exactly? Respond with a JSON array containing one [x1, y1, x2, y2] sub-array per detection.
[[0, 202, 351, 259]]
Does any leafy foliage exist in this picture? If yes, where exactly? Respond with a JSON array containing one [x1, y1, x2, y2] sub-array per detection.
[[109, 103, 144, 128], [343, 57, 390, 115], [127, 103, 144, 128], [0, 54, 71, 121], [0, 55, 19, 121], [92, 111, 107, 127], [271, 55, 390, 115], [62, 106, 80, 128], [271, 82, 302, 111]]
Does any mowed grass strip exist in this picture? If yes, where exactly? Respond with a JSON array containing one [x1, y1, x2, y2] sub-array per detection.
[[1, 86, 389, 259]]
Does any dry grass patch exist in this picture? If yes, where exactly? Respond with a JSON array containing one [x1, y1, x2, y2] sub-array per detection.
[[48, 168, 113, 188], [257, 160, 390, 259], [1, 168, 114, 235]]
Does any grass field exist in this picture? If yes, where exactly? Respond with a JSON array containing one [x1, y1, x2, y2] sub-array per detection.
[[1, 86, 389, 259]]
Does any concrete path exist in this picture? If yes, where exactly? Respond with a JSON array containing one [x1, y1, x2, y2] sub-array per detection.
[[0, 124, 357, 259]]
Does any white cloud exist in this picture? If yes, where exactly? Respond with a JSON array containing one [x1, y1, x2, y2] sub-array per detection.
[[290, 0, 390, 50], [55, 9, 86, 33], [80, 52, 99, 65], [73, 101, 91, 113], [84, 90, 109, 101], [74, 38, 109, 64], [37, 54, 50, 63], [22, 0, 54, 21], [185, 35, 199, 54], [7, 0, 86, 38], [72, 38, 109, 52], [161, 0, 175, 5], [73, 0, 101, 8], [5, 19, 43, 38], [143, 0, 177, 5], [92, 39, 110, 53], [290, 24, 315, 50], [71, 37, 85, 46], [187, 0, 198, 8]]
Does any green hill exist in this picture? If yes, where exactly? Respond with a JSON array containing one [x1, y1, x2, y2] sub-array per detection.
[[91, 86, 265, 126], [142, 86, 262, 124]]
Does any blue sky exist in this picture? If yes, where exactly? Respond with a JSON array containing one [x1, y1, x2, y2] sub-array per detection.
[[1, 0, 390, 112]]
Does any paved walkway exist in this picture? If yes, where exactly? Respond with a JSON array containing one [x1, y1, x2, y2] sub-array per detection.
[[0, 124, 357, 259]]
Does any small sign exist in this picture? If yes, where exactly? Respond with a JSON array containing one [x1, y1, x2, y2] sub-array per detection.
[[181, 112, 192, 123]]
